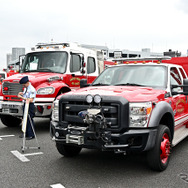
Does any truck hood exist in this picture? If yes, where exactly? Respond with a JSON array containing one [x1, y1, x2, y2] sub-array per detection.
[[66, 86, 166, 102], [3, 72, 64, 86]]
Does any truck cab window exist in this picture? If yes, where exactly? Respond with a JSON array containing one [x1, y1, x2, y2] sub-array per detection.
[[170, 67, 182, 92], [70, 54, 81, 72], [25, 55, 39, 71], [93, 65, 166, 89], [87, 57, 96, 74], [21, 52, 67, 73]]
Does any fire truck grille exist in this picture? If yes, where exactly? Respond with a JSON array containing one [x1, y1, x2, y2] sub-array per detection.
[[59, 95, 129, 132], [3, 82, 23, 95]]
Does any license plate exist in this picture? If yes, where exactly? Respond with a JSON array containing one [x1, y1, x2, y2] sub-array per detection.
[[2, 109, 9, 113], [2, 104, 19, 109]]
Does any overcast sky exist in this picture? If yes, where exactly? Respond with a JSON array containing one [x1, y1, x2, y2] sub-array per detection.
[[0, 0, 188, 70]]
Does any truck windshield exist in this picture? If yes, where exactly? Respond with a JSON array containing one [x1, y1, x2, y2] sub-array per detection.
[[21, 52, 68, 74], [92, 65, 167, 89]]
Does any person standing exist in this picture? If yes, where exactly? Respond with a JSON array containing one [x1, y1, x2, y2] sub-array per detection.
[[18, 76, 36, 140]]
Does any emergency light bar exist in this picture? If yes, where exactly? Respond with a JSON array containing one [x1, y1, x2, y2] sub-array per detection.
[[36, 43, 70, 47], [33, 42, 80, 51], [32, 43, 72, 51], [112, 56, 171, 62]]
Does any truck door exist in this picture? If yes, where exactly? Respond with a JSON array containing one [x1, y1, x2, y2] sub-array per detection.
[[170, 67, 188, 126], [68, 53, 86, 88]]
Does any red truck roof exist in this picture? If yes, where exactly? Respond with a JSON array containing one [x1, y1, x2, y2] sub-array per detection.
[[162, 57, 188, 75]]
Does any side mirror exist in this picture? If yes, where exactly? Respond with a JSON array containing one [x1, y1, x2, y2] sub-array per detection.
[[82, 56, 84, 64], [80, 79, 89, 88], [80, 68, 85, 74], [80, 56, 86, 74], [171, 79, 188, 95], [19, 54, 25, 71], [183, 79, 188, 93]]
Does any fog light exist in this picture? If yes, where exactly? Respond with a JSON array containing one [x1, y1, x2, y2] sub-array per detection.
[[4, 87, 9, 91], [47, 105, 51, 109], [86, 94, 93, 103], [55, 132, 59, 137], [94, 94, 102, 104]]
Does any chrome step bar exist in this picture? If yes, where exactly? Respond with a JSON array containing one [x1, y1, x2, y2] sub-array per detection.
[[172, 126, 188, 146], [104, 144, 129, 148]]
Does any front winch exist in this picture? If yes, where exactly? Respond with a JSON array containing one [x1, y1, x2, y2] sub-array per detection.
[[78, 108, 107, 129], [77, 108, 112, 144]]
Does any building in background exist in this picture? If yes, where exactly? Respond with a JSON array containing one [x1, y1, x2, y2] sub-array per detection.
[[81, 44, 163, 60], [108, 48, 163, 59], [81, 44, 109, 60], [6, 47, 25, 67], [6, 53, 12, 66], [12, 47, 25, 61], [163, 49, 181, 57]]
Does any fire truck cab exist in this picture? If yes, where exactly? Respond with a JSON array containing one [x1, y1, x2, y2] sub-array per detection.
[[50, 56, 188, 171], [0, 42, 108, 127]]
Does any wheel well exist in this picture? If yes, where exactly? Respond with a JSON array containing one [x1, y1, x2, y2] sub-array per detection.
[[56, 87, 71, 97], [159, 112, 174, 139]]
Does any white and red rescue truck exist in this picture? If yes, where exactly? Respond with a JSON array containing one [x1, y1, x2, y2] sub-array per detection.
[[0, 42, 114, 127], [50, 56, 188, 171]]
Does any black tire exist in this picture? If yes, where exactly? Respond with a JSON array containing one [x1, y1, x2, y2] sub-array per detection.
[[56, 142, 82, 157], [147, 124, 172, 171], [0, 115, 22, 127]]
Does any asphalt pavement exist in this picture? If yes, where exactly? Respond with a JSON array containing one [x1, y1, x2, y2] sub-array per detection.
[[0, 118, 187, 188]]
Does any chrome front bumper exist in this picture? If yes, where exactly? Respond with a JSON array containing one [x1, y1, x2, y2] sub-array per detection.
[[0, 100, 53, 117]]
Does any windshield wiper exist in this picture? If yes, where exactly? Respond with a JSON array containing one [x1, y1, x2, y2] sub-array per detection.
[[23, 70, 39, 72], [114, 83, 145, 86], [38, 68, 52, 72], [92, 83, 110, 86]]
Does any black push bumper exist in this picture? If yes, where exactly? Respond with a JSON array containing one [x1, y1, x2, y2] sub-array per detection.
[[50, 121, 157, 152]]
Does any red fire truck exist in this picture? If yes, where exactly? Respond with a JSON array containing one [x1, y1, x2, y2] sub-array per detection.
[[50, 56, 188, 171], [6, 66, 18, 77], [0, 42, 113, 127]]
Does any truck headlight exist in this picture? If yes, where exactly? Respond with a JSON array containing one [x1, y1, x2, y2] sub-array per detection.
[[51, 100, 59, 121], [129, 102, 152, 128], [86, 94, 93, 103], [94, 94, 102, 104], [37, 87, 55, 94]]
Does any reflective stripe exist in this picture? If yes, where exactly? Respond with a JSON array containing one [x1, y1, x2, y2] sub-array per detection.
[[175, 114, 188, 121], [175, 115, 188, 126]]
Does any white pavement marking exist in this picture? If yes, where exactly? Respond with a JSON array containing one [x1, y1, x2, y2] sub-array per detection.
[[11, 150, 43, 162], [11, 150, 30, 162], [0, 135, 15, 140], [50, 184, 65, 188], [0, 135, 15, 138]]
